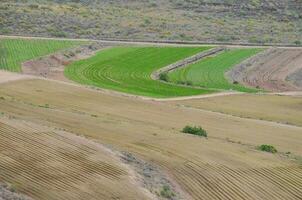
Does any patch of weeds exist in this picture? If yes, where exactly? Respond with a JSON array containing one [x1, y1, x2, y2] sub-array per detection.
[[38, 104, 50, 108], [0, 96, 5, 100], [160, 185, 175, 199], [258, 144, 277, 153], [233, 81, 239, 84], [182, 125, 207, 137], [91, 114, 98, 118], [159, 72, 169, 82]]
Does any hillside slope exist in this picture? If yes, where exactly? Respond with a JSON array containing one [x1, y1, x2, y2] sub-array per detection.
[[1, 0, 302, 44]]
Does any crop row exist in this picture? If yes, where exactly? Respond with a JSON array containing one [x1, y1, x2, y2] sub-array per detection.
[[168, 48, 262, 92], [65, 46, 213, 98], [173, 161, 302, 200], [0, 120, 145, 200], [0, 39, 83, 72]]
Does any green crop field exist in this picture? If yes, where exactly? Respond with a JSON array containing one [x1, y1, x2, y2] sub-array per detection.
[[0, 38, 84, 72], [65, 46, 215, 98], [168, 48, 262, 92]]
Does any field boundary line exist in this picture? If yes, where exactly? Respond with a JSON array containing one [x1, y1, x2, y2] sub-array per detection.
[[3, 72, 302, 130], [151, 47, 226, 80], [2, 35, 302, 49], [171, 102, 302, 129]]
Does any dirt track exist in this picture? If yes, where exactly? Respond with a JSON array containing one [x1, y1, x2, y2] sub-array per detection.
[[2, 34, 302, 49], [0, 70, 32, 84], [228, 49, 302, 92]]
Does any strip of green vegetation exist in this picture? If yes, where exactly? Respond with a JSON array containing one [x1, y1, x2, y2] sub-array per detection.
[[0, 38, 84, 72], [65, 46, 214, 98], [168, 48, 262, 92]]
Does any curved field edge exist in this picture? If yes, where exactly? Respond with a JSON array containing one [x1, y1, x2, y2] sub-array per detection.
[[0, 38, 85, 72], [65, 46, 216, 98], [168, 48, 263, 92]]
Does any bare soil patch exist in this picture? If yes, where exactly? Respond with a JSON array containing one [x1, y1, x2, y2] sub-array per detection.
[[228, 48, 302, 92], [21, 42, 110, 81], [0, 70, 32, 84]]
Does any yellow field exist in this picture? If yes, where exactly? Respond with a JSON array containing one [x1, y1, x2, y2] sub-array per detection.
[[169, 94, 302, 127], [0, 78, 301, 199]]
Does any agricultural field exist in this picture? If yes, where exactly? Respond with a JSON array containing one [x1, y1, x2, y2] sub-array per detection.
[[65, 46, 215, 97], [0, 38, 83, 72], [170, 94, 302, 127], [0, 118, 150, 200], [228, 48, 302, 91], [1, 0, 302, 199], [167, 48, 262, 92], [0, 77, 301, 199]]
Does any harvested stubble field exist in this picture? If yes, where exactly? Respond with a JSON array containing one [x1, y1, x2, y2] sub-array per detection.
[[0, 117, 150, 200], [0, 38, 83, 72], [65, 46, 214, 97], [0, 78, 301, 200], [169, 94, 302, 127], [168, 48, 262, 92]]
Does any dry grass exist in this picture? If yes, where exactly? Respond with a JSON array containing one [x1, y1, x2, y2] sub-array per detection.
[[0, 79, 301, 199], [169, 94, 302, 127]]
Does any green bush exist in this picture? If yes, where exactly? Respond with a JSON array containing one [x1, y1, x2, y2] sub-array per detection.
[[160, 185, 175, 199], [159, 72, 169, 82], [182, 125, 207, 137], [258, 144, 277, 153]]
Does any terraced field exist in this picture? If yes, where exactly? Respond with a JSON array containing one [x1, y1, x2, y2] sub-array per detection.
[[65, 46, 214, 97], [0, 38, 83, 72], [168, 48, 262, 92], [0, 78, 301, 199]]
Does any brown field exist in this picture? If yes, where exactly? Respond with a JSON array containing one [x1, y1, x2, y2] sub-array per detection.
[[0, 78, 301, 199], [0, 117, 151, 200], [169, 93, 302, 127], [228, 48, 302, 92]]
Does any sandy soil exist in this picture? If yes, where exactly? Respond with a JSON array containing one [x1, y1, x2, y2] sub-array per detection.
[[0, 70, 33, 84], [228, 48, 302, 92], [0, 78, 301, 200]]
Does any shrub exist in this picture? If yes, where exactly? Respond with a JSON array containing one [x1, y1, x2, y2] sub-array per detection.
[[233, 81, 239, 84], [182, 125, 207, 137], [258, 144, 277, 153], [160, 185, 175, 199], [294, 40, 301, 46], [159, 72, 169, 82]]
